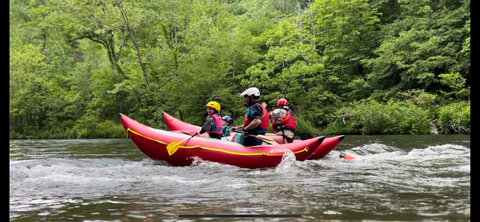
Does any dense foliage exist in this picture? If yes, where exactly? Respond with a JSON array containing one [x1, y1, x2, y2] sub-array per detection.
[[10, 0, 470, 139]]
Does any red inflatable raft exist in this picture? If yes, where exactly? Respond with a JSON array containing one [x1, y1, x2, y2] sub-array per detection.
[[120, 114, 326, 169], [162, 111, 344, 160]]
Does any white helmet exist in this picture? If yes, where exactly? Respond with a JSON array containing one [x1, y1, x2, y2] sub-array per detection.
[[240, 87, 260, 97]]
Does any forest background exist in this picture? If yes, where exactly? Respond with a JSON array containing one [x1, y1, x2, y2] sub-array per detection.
[[10, 0, 470, 139]]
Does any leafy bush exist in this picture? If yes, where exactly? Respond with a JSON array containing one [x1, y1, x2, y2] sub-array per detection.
[[96, 120, 127, 138], [60, 113, 126, 138], [436, 101, 470, 134], [295, 115, 323, 136], [10, 131, 17, 139], [324, 122, 360, 135], [395, 89, 438, 108], [330, 99, 431, 135]]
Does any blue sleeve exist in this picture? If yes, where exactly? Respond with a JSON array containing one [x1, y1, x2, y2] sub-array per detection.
[[246, 104, 262, 120], [246, 109, 255, 119]]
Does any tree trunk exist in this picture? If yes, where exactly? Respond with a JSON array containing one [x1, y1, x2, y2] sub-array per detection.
[[116, 0, 162, 108]]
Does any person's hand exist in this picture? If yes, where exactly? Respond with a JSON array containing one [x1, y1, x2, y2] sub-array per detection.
[[231, 127, 236, 132], [242, 129, 248, 138], [261, 102, 267, 108]]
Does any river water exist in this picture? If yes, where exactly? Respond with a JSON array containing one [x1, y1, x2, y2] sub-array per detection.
[[10, 134, 470, 221]]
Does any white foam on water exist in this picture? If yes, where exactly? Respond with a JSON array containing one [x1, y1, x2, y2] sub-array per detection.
[[10, 138, 470, 221], [346, 143, 469, 164], [323, 210, 342, 215], [162, 175, 219, 185], [408, 144, 469, 156], [275, 148, 296, 172], [302, 142, 471, 196], [351, 143, 404, 155], [457, 164, 470, 173], [10, 159, 158, 199]]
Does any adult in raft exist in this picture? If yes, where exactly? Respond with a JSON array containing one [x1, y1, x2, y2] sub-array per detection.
[[230, 87, 269, 146], [197, 101, 223, 139], [269, 98, 297, 143]]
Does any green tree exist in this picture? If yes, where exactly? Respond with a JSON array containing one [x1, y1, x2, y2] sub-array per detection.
[[364, 0, 470, 101], [242, 17, 327, 115], [308, 0, 381, 102], [10, 44, 50, 135], [9, 0, 471, 138]]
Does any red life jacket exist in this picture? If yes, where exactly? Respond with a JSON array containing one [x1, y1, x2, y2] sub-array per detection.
[[271, 110, 297, 132], [243, 103, 269, 131], [207, 113, 223, 134], [284, 110, 297, 130]]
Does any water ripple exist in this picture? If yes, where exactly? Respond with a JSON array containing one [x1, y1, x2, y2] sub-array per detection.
[[9, 137, 470, 221]]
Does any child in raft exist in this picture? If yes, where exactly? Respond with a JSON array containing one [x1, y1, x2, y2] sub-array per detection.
[[221, 116, 233, 137], [262, 98, 297, 143], [197, 101, 223, 139]]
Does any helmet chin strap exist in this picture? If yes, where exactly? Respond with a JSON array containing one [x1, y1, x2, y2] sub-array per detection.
[[244, 96, 254, 107]]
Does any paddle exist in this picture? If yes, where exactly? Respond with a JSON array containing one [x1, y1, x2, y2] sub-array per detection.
[[166, 132, 198, 156], [231, 128, 279, 145], [335, 143, 355, 160], [250, 134, 279, 145], [340, 153, 356, 160], [180, 131, 193, 135]]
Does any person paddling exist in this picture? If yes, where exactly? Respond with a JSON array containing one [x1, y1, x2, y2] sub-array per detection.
[[197, 101, 223, 139], [231, 87, 269, 146]]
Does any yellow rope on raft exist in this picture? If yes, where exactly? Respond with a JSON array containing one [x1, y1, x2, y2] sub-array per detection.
[[127, 128, 168, 145], [127, 128, 309, 156]]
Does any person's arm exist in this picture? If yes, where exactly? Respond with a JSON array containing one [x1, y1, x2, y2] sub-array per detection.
[[244, 118, 261, 131], [261, 102, 271, 113], [199, 116, 215, 134], [243, 104, 262, 132], [287, 109, 294, 116], [231, 124, 244, 132]]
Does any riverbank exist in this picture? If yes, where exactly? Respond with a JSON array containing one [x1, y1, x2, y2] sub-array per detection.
[[9, 123, 470, 140], [10, 100, 470, 140]]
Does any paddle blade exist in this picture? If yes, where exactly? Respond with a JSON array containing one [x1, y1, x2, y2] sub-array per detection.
[[344, 154, 356, 160], [166, 141, 182, 156], [340, 153, 356, 160], [166, 132, 197, 156]]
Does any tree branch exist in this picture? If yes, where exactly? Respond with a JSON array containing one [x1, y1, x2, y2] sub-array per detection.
[[116, 0, 162, 108], [71, 34, 129, 80], [116, 28, 125, 61]]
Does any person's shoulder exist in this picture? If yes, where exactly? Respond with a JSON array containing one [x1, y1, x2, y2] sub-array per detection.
[[250, 103, 265, 113], [249, 103, 261, 110]]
